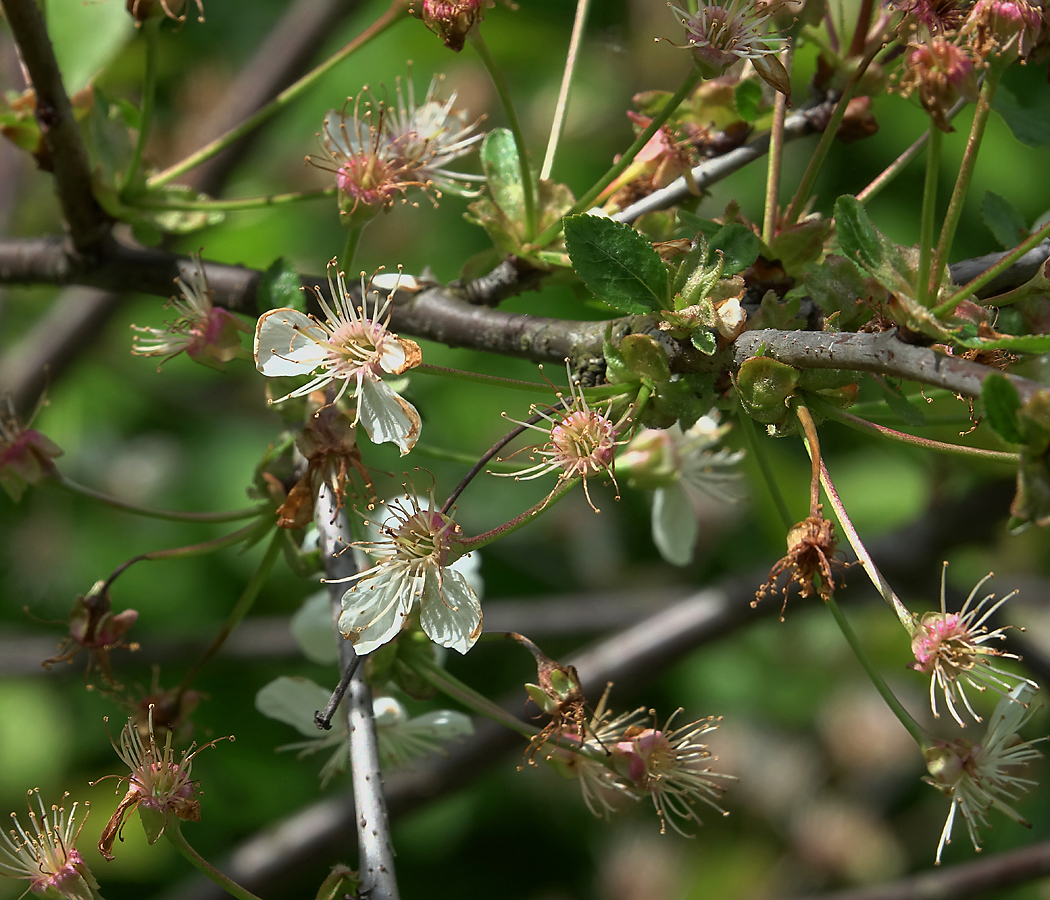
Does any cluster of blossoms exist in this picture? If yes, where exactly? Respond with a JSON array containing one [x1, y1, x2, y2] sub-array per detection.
[[499, 363, 632, 513], [96, 708, 226, 859], [670, 0, 791, 95], [546, 692, 734, 835], [256, 676, 473, 786], [618, 412, 744, 565], [254, 261, 423, 456], [311, 75, 483, 225], [909, 564, 1036, 726], [925, 683, 1045, 863], [0, 791, 100, 900], [334, 492, 482, 654], [131, 254, 250, 371]]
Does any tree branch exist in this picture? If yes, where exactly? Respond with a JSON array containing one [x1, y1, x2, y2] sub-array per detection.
[[0, 0, 110, 250]]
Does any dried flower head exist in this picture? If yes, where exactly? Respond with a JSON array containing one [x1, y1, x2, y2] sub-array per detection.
[[497, 362, 631, 513], [754, 510, 843, 617], [897, 39, 978, 132], [670, 0, 790, 92], [96, 707, 229, 859], [334, 492, 482, 655], [412, 0, 493, 51], [0, 395, 63, 502], [964, 0, 1044, 60], [0, 791, 99, 900], [924, 683, 1045, 863], [254, 261, 423, 455], [894, 0, 967, 37], [131, 253, 250, 371], [41, 580, 139, 686], [611, 711, 734, 835], [910, 563, 1035, 726], [309, 75, 483, 224], [127, 0, 204, 24]]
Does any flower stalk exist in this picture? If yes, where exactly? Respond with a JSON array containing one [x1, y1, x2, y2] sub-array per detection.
[[916, 126, 943, 306], [541, 0, 592, 181], [165, 823, 264, 900], [121, 17, 160, 196]]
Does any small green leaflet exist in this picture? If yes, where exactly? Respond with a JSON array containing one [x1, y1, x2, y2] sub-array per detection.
[[564, 215, 670, 314], [982, 372, 1023, 444]]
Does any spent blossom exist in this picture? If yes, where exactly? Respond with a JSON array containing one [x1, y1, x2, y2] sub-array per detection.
[[498, 362, 631, 513], [0, 395, 63, 502], [964, 0, 1044, 60], [131, 253, 250, 371], [0, 791, 101, 900], [96, 707, 228, 859], [310, 75, 483, 224], [670, 0, 791, 94], [254, 261, 423, 455], [924, 682, 1045, 864], [897, 39, 978, 132], [335, 493, 482, 654], [618, 412, 744, 566], [909, 563, 1035, 726], [412, 0, 492, 51]]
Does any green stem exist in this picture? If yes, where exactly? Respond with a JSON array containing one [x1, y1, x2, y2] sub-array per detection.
[[458, 476, 581, 551], [825, 595, 928, 749], [147, 0, 409, 188], [471, 31, 536, 241], [410, 442, 520, 471], [541, 0, 592, 180], [806, 396, 1019, 463], [930, 65, 1003, 300], [341, 224, 365, 274], [536, 66, 704, 245], [121, 17, 160, 195], [53, 474, 268, 523], [735, 404, 794, 530], [916, 126, 943, 307], [414, 657, 538, 738], [783, 39, 882, 226], [176, 528, 282, 695], [415, 363, 553, 393], [763, 51, 791, 246], [165, 823, 266, 900], [934, 215, 1050, 317], [131, 187, 334, 211]]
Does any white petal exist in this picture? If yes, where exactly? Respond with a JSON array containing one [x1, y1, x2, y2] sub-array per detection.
[[652, 484, 698, 566], [408, 709, 474, 740], [290, 590, 339, 665], [255, 676, 332, 737], [357, 377, 422, 455], [419, 568, 482, 654], [371, 272, 420, 294], [450, 550, 484, 600], [254, 308, 330, 376], [338, 564, 416, 655]]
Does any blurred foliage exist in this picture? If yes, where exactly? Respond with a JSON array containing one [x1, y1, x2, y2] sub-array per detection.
[[2, 0, 1050, 899]]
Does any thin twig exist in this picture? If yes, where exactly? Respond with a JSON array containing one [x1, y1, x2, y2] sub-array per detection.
[[314, 482, 399, 900]]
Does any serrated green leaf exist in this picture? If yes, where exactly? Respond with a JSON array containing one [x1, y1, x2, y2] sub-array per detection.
[[564, 215, 669, 313], [983, 373, 1024, 444], [709, 224, 760, 276], [734, 79, 763, 122], [676, 209, 723, 239], [982, 191, 1029, 249], [481, 128, 523, 217], [691, 327, 717, 355], [835, 196, 882, 270], [259, 257, 304, 312], [994, 84, 1050, 149]]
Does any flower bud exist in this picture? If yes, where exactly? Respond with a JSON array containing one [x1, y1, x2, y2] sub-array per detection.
[[412, 0, 491, 52]]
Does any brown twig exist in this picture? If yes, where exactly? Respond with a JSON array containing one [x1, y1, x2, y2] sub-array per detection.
[[0, 0, 110, 250]]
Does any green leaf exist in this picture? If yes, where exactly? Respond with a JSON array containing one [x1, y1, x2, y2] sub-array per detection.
[[620, 334, 672, 381], [982, 372, 1024, 444], [259, 257, 304, 312], [691, 327, 717, 355], [47, 0, 134, 94], [481, 128, 523, 217], [255, 676, 332, 737], [982, 191, 1029, 249], [875, 379, 926, 427], [564, 215, 670, 314], [994, 84, 1050, 149], [708, 224, 761, 276], [676, 209, 723, 240], [734, 79, 763, 122], [835, 196, 883, 271]]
